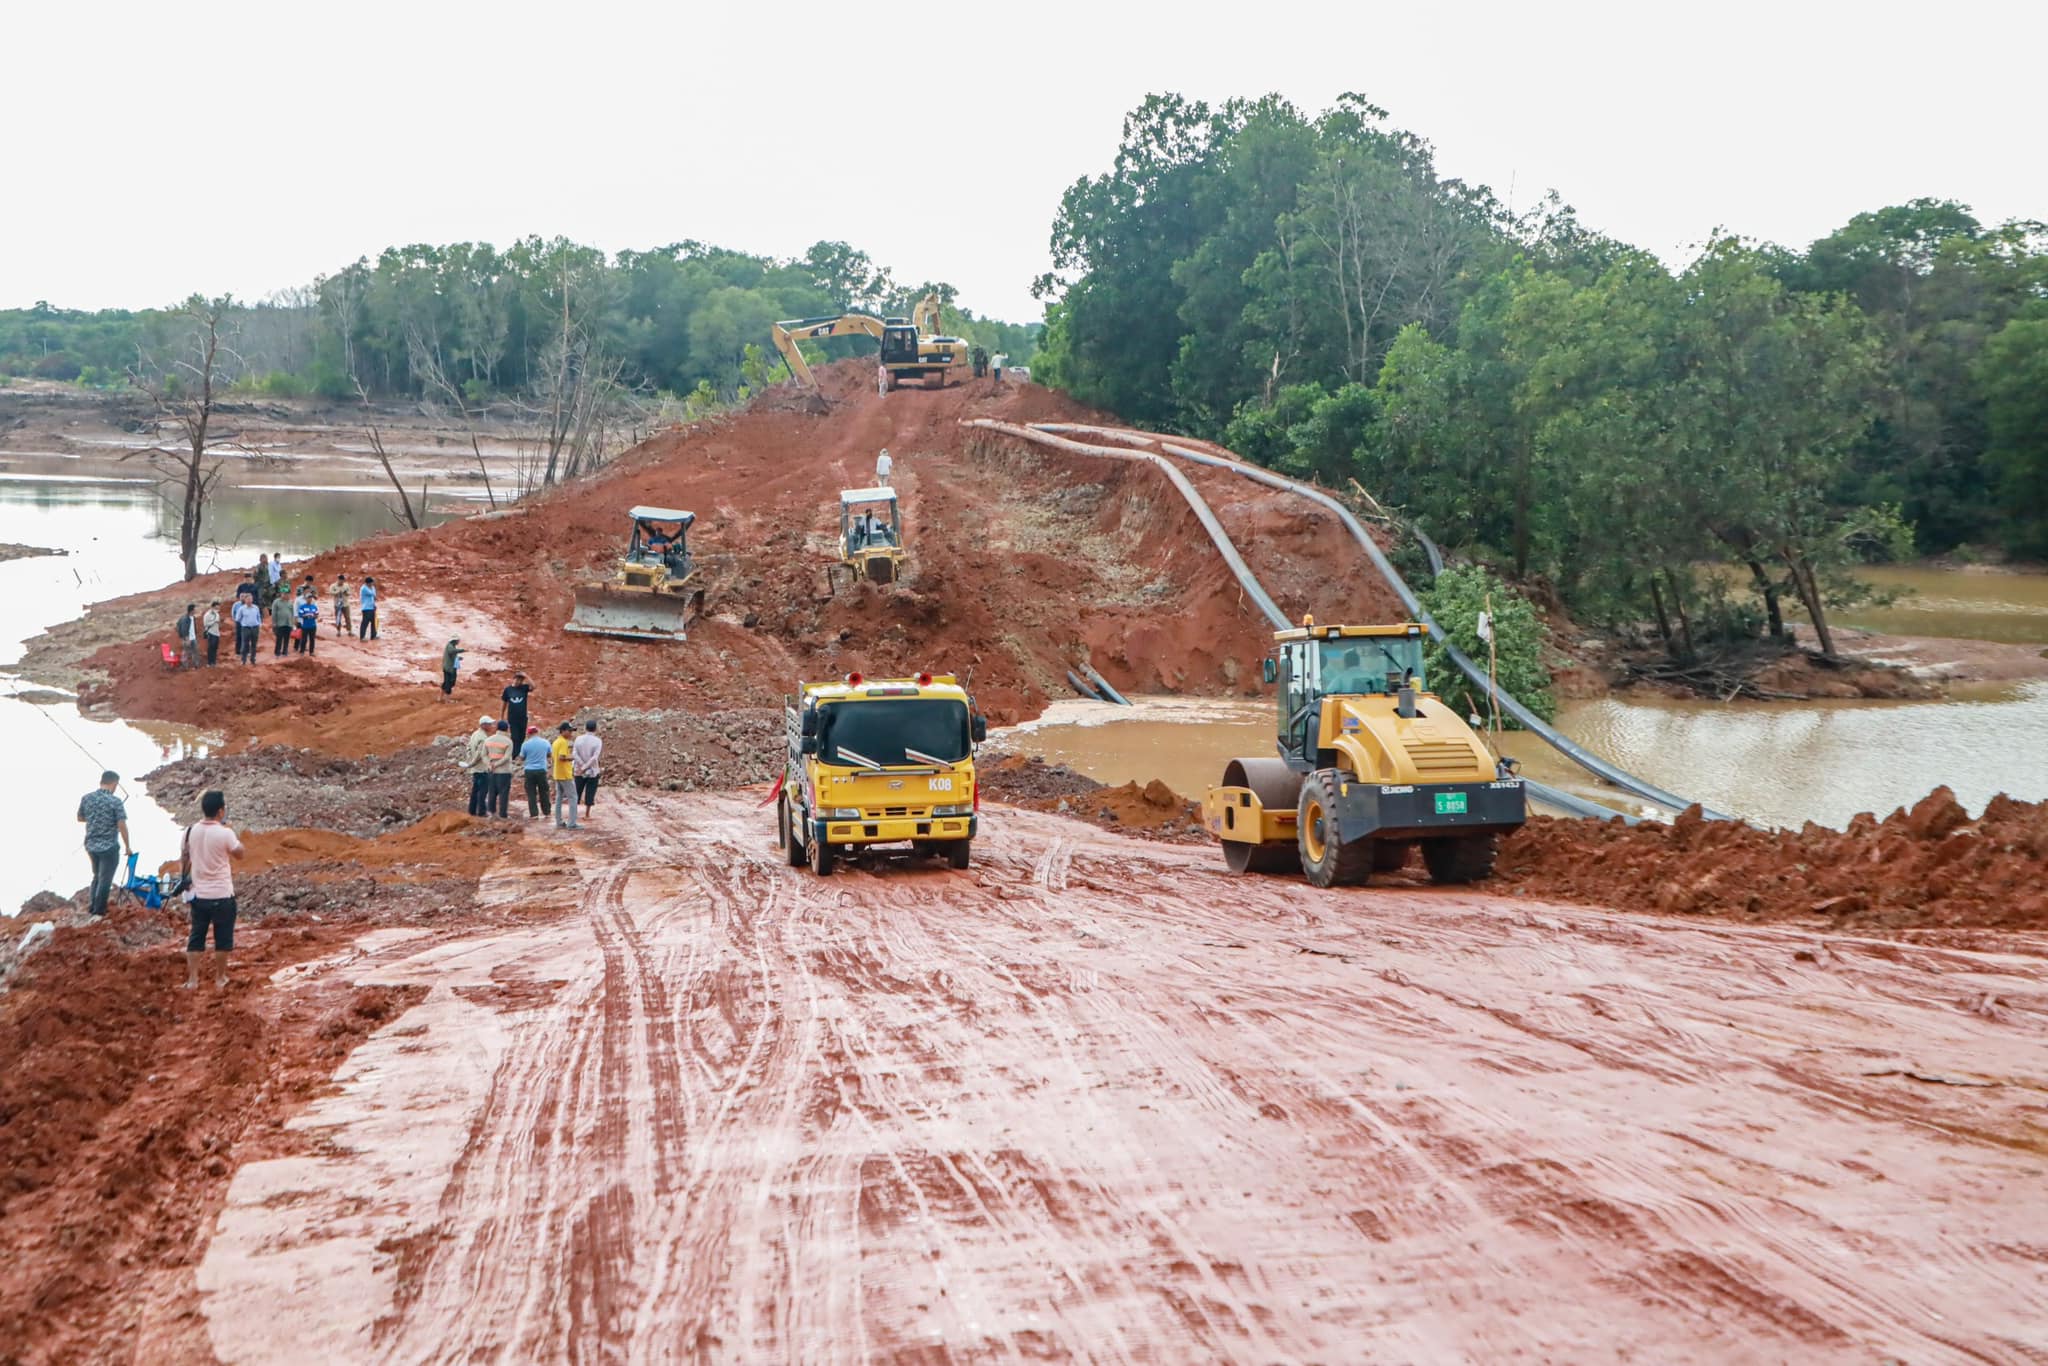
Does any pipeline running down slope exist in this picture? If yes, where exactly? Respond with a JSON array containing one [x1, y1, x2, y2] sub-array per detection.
[[1032, 422, 1729, 822], [967, 419, 1626, 822]]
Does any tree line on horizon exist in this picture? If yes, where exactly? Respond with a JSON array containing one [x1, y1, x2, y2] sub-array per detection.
[[1030, 93, 2048, 661], [0, 239, 1041, 410]]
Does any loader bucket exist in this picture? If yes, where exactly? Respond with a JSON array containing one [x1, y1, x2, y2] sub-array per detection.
[[564, 585, 694, 642]]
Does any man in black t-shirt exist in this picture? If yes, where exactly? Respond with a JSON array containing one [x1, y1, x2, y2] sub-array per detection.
[[500, 671, 534, 743]]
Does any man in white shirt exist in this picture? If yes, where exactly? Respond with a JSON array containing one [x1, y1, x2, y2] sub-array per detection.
[[875, 448, 893, 487], [183, 790, 245, 989], [571, 719, 604, 821]]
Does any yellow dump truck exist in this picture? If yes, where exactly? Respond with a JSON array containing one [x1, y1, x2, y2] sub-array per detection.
[[777, 672, 988, 875], [1205, 620, 1526, 887]]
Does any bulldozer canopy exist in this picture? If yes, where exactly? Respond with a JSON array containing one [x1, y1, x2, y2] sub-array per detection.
[[627, 507, 694, 526], [838, 488, 896, 507]]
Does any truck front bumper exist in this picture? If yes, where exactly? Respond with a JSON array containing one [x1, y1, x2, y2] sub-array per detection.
[[817, 814, 977, 847]]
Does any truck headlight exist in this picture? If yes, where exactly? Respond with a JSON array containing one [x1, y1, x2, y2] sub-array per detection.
[[931, 804, 972, 817], [828, 808, 862, 819]]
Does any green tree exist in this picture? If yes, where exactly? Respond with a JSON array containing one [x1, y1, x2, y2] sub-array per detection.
[[1976, 311, 2048, 556], [1419, 564, 1553, 726]]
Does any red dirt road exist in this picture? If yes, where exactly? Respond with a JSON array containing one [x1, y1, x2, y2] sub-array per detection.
[[194, 797, 2047, 1363]]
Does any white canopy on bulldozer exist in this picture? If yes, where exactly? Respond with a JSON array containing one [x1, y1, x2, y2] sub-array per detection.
[[627, 506, 695, 524], [838, 488, 897, 507]]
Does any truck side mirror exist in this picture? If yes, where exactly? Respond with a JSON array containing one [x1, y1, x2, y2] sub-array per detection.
[[1260, 657, 1278, 684], [800, 710, 818, 738], [800, 735, 818, 755], [971, 715, 988, 743]]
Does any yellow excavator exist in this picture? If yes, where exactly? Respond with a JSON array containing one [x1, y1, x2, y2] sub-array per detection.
[[1204, 619, 1526, 887], [770, 292, 968, 394]]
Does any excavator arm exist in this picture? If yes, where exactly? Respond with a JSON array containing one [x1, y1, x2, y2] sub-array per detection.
[[769, 314, 887, 389], [910, 291, 944, 337]]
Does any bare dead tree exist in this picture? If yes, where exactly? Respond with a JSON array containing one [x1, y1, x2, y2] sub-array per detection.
[[404, 323, 500, 509], [127, 295, 242, 580], [365, 425, 421, 529]]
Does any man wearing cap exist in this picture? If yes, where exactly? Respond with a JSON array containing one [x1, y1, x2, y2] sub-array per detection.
[[518, 725, 553, 819], [463, 716, 497, 816], [440, 637, 463, 701], [551, 722, 580, 829]]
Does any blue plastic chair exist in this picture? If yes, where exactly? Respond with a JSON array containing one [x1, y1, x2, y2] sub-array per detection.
[[120, 852, 167, 910]]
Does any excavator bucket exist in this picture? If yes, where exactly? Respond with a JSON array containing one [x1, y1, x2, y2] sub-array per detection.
[[564, 584, 699, 642]]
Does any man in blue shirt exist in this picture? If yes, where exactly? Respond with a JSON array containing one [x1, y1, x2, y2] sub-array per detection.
[[358, 576, 378, 640], [518, 727, 554, 818], [76, 770, 131, 917]]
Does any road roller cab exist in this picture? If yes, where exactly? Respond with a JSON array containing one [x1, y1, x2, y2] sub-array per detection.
[[777, 672, 989, 876], [1204, 620, 1526, 887]]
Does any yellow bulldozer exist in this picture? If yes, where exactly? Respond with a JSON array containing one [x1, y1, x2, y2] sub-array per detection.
[[769, 292, 968, 395], [1205, 619, 1526, 887], [830, 487, 905, 591], [563, 508, 703, 642]]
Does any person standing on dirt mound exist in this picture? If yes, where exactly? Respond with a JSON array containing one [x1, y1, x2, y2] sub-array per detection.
[[572, 718, 602, 821], [176, 603, 198, 668], [463, 717, 497, 816], [332, 574, 351, 636], [202, 600, 221, 667], [358, 576, 378, 640], [551, 723, 579, 830], [76, 770, 130, 919], [519, 726, 553, 818], [269, 591, 293, 657], [253, 555, 272, 608], [181, 789, 243, 990], [500, 671, 534, 742], [295, 590, 320, 656], [875, 448, 892, 487], [232, 593, 261, 664], [440, 638, 464, 701], [483, 720, 515, 817]]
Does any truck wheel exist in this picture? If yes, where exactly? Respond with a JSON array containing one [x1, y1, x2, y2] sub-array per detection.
[[780, 795, 805, 866], [1371, 840, 1412, 872], [946, 839, 972, 870], [810, 833, 836, 877], [1223, 841, 1298, 875], [1422, 833, 1498, 885], [1297, 770, 1374, 888]]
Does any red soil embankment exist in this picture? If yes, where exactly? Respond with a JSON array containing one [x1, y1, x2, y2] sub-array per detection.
[[1497, 786, 2048, 935]]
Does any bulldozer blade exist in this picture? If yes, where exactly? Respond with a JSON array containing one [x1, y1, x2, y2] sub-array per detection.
[[564, 586, 692, 642]]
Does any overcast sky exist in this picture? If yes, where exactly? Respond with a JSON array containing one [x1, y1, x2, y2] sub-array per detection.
[[11, 0, 2043, 322]]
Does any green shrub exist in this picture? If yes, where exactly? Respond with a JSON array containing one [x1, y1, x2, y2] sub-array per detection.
[[1419, 563, 1554, 726]]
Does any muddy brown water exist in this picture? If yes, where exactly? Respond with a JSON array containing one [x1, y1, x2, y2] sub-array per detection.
[[0, 467, 473, 912], [1001, 680, 2048, 831], [1836, 565, 2048, 645]]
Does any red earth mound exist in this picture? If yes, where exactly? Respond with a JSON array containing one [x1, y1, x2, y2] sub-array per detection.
[[1496, 786, 2048, 935], [57, 362, 1391, 753]]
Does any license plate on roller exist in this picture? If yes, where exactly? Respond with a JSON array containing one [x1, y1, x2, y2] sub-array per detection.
[[1435, 792, 1468, 815]]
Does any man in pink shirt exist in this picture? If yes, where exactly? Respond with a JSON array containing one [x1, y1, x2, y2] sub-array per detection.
[[183, 790, 245, 989]]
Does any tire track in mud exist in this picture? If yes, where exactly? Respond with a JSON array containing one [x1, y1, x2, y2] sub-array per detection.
[[205, 793, 2048, 1363]]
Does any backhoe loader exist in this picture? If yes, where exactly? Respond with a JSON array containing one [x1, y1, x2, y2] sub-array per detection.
[[563, 508, 702, 641], [1205, 619, 1525, 887], [769, 292, 968, 394]]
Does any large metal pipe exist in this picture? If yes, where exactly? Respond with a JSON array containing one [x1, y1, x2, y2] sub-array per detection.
[[968, 419, 1634, 824], [1031, 422, 1721, 821]]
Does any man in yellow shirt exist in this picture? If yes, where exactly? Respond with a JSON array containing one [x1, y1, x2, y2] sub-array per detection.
[[551, 722, 580, 829]]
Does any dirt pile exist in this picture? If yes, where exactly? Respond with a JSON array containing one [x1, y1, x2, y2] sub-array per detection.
[[1496, 786, 2048, 934], [30, 363, 1321, 751], [148, 744, 458, 834], [978, 754, 1207, 843], [580, 707, 781, 790]]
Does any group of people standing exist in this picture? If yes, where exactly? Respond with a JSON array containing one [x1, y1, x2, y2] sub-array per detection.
[[459, 672, 604, 828], [176, 553, 382, 667]]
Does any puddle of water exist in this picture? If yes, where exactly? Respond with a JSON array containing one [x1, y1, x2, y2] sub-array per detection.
[[0, 475, 464, 914], [1832, 566, 2048, 646], [1004, 685, 2048, 833]]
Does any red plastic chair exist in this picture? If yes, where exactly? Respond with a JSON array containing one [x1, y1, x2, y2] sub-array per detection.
[[159, 641, 182, 669]]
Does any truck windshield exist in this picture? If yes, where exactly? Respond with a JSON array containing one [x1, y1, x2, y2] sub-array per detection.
[[819, 699, 969, 767], [1317, 636, 1425, 695]]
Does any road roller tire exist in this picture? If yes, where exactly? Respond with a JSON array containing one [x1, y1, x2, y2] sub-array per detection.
[[1298, 769, 1375, 888], [1422, 833, 1498, 885], [1222, 840, 1299, 875]]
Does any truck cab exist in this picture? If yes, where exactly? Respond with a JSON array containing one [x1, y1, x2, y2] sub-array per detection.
[[778, 673, 988, 876]]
